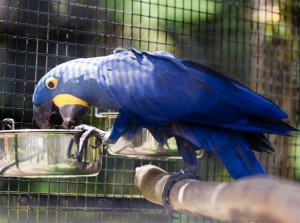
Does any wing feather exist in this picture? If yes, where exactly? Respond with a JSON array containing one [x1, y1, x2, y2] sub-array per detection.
[[100, 49, 292, 133]]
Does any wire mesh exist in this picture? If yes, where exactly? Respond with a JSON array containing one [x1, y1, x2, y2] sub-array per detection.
[[0, 0, 299, 222]]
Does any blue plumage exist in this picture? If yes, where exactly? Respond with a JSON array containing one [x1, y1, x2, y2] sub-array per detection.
[[33, 48, 297, 179]]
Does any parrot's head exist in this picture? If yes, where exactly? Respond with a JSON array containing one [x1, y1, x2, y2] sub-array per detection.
[[32, 59, 99, 129]]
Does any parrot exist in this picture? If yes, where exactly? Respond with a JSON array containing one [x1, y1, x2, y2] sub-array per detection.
[[32, 47, 297, 208]]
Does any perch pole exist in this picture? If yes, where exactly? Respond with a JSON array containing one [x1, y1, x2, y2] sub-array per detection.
[[134, 164, 300, 222]]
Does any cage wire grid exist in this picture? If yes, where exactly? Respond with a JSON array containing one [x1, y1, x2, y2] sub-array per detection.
[[0, 0, 299, 222]]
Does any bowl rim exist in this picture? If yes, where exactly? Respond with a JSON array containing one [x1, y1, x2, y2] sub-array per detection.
[[0, 129, 81, 134]]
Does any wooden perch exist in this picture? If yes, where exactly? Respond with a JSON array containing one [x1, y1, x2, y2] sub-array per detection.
[[134, 164, 300, 222]]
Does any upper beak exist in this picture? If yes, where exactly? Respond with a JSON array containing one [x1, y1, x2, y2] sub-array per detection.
[[33, 101, 53, 129]]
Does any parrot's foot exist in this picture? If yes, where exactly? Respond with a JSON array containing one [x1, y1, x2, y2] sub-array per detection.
[[162, 165, 199, 215], [69, 124, 108, 161]]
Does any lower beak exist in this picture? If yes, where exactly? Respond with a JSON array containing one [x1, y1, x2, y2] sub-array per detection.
[[59, 104, 90, 129], [33, 101, 53, 129]]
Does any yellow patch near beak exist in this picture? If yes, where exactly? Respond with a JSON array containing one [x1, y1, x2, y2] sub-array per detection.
[[53, 94, 89, 107]]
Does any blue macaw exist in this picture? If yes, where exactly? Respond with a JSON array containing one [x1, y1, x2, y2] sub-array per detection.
[[33, 47, 297, 184]]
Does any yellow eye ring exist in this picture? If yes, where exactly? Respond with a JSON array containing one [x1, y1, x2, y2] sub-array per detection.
[[45, 77, 58, 90]]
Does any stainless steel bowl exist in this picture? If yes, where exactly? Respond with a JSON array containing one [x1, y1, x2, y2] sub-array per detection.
[[0, 129, 102, 177], [99, 113, 181, 158], [109, 128, 180, 157]]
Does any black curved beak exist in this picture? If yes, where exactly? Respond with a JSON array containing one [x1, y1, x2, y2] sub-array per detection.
[[33, 102, 90, 129], [33, 101, 53, 129]]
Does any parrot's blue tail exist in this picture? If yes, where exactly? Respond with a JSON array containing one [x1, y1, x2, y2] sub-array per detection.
[[207, 131, 267, 179], [170, 124, 269, 179], [219, 118, 298, 136]]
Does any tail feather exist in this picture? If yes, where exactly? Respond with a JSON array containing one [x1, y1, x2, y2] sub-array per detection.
[[208, 134, 266, 179], [169, 124, 266, 179], [243, 132, 274, 153], [220, 118, 298, 135]]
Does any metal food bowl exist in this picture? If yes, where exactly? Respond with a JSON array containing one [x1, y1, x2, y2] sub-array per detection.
[[109, 128, 180, 157], [0, 129, 102, 177], [98, 112, 180, 157]]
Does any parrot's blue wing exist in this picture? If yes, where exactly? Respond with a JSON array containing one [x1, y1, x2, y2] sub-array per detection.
[[102, 49, 294, 135], [99, 48, 296, 179], [182, 60, 287, 120]]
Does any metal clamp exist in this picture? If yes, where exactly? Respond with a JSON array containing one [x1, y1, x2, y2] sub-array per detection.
[[94, 108, 118, 118], [2, 118, 15, 130]]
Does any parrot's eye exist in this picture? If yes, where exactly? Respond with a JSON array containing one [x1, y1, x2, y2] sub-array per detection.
[[45, 77, 58, 90]]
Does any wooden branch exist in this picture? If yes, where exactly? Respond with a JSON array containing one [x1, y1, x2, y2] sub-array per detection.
[[134, 164, 300, 222]]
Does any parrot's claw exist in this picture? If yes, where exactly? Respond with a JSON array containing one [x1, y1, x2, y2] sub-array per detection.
[[162, 166, 200, 215], [70, 124, 107, 161]]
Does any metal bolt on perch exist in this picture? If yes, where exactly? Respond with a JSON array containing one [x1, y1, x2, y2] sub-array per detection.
[[134, 164, 300, 222]]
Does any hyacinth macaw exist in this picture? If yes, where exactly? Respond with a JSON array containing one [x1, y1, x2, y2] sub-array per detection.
[[33, 48, 297, 198]]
